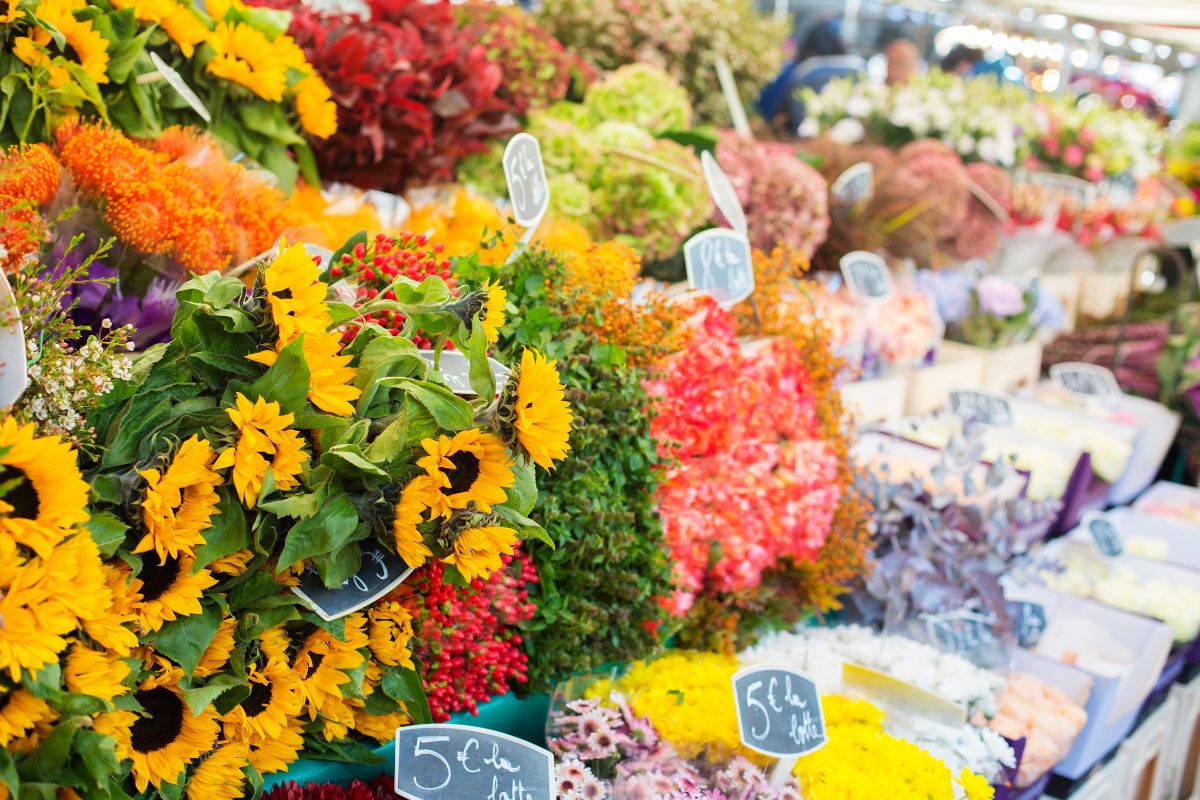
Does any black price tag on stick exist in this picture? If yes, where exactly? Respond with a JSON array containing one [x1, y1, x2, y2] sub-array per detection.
[[1006, 601, 1048, 648], [1087, 513, 1124, 557], [830, 162, 874, 206], [949, 390, 1013, 426], [503, 133, 549, 228], [839, 251, 892, 302], [291, 547, 412, 622], [684, 228, 755, 306], [1050, 362, 1119, 397], [926, 613, 995, 655], [394, 724, 554, 800], [732, 666, 827, 758]]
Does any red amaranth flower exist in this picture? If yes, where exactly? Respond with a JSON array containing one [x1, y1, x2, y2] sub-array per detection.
[[265, 775, 402, 799]]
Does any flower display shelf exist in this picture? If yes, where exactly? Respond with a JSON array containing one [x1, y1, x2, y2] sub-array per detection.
[[940, 340, 1044, 394], [840, 372, 909, 425], [904, 344, 987, 416], [262, 693, 551, 790]]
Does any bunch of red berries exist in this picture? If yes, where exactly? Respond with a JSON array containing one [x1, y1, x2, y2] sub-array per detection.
[[335, 231, 457, 349], [393, 549, 538, 722]]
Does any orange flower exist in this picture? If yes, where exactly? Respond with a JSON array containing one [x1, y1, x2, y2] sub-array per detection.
[[0, 144, 62, 206]]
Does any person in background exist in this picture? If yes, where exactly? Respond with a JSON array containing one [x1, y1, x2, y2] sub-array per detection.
[[759, 18, 866, 136], [885, 38, 921, 86], [941, 45, 984, 76]]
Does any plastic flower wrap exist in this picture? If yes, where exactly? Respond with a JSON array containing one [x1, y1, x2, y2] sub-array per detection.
[[987, 672, 1087, 787], [2, 0, 335, 187], [265, 0, 515, 193], [453, 245, 677, 690], [58, 238, 571, 794], [536, 0, 786, 127], [715, 131, 830, 258]]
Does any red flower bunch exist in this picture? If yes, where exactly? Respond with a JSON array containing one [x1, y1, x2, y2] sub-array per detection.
[[266, 776, 399, 800], [645, 298, 841, 615], [337, 231, 457, 349], [262, 0, 517, 192], [392, 550, 537, 722], [455, 2, 585, 115]]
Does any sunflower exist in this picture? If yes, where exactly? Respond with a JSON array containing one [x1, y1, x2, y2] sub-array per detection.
[[93, 672, 219, 793], [0, 0, 21, 24], [294, 75, 337, 139], [367, 601, 415, 668], [64, 643, 130, 700], [417, 429, 514, 519], [502, 348, 573, 470], [249, 331, 361, 417], [247, 717, 305, 775], [443, 525, 518, 583], [136, 435, 223, 563], [0, 552, 74, 680], [480, 281, 506, 344], [254, 239, 330, 348], [0, 417, 89, 551], [0, 689, 53, 749], [313, 693, 356, 742], [259, 626, 292, 662], [205, 21, 288, 102], [108, 0, 207, 57], [214, 394, 309, 507], [185, 743, 249, 800], [128, 554, 218, 633], [12, 0, 110, 87], [193, 614, 237, 678], [393, 477, 434, 569], [353, 708, 411, 743], [209, 548, 254, 577], [222, 658, 304, 743], [293, 617, 367, 720], [83, 563, 141, 656]]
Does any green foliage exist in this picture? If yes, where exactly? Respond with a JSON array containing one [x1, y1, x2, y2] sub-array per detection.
[[456, 248, 675, 691]]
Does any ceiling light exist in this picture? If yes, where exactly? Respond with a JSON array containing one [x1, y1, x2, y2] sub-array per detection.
[[1099, 30, 1126, 47], [1072, 23, 1095, 40]]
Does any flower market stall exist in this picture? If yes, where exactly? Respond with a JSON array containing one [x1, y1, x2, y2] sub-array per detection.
[[1, 0, 1200, 798]]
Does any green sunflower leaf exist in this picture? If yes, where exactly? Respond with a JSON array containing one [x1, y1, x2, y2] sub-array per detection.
[[181, 674, 245, 718], [193, 488, 250, 571], [465, 320, 496, 400], [147, 603, 223, 676], [73, 729, 119, 790], [31, 716, 83, 780], [501, 459, 538, 517], [377, 378, 473, 431], [275, 494, 359, 579], [322, 444, 389, 478], [381, 667, 432, 725], [238, 335, 310, 415], [86, 512, 128, 559], [490, 505, 554, 549]]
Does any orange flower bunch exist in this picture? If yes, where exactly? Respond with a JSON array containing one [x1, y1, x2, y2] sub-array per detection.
[[0, 143, 61, 272], [55, 123, 298, 274], [557, 241, 687, 369]]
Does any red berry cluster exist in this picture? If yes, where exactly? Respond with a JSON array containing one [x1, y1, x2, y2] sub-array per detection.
[[337, 231, 457, 349], [392, 548, 538, 722]]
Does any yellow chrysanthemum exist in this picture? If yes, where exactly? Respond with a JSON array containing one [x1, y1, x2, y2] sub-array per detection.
[[0, 417, 89, 550], [193, 614, 237, 678], [213, 394, 310, 507], [128, 554, 218, 633], [185, 742, 249, 800], [136, 435, 223, 563], [93, 674, 219, 792], [443, 525, 517, 583], [209, 548, 255, 577], [0, 689, 53, 749], [249, 331, 361, 417], [367, 601, 415, 668], [205, 21, 287, 101], [294, 75, 337, 139], [508, 348, 573, 470], [222, 658, 304, 742], [393, 477, 434, 569], [12, 0, 109, 86], [416, 429, 514, 519], [480, 282, 506, 345], [64, 643, 130, 700], [958, 767, 995, 800]]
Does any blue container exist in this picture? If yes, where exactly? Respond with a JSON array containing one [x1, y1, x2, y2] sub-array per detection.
[[263, 693, 551, 792]]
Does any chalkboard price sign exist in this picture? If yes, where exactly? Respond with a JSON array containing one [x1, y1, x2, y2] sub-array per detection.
[[1049, 362, 1119, 397], [1087, 514, 1124, 557], [503, 134, 549, 227], [948, 390, 1013, 426], [732, 666, 827, 758], [927, 614, 995, 655], [394, 724, 554, 800], [830, 162, 874, 206], [838, 251, 892, 302], [1006, 601, 1048, 648], [291, 547, 412, 622], [701, 151, 748, 237], [684, 228, 755, 306]]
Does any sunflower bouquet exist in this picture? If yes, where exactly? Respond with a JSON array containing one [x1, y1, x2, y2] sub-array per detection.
[[0, 238, 571, 798], [0, 0, 336, 188]]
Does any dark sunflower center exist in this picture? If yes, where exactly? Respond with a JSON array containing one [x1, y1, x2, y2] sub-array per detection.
[[241, 679, 274, 717], [441, 451, 481, 496], [130, 687, 185, 754], [138, 556, 182, 602], [0, 465, 40, 519], [301, 651, 324, 679], [272, 287, 294, 300]]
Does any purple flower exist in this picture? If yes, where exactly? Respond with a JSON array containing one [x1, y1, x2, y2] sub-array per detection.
[[975, 275, 1026, 318], [916, 269, 973, 324]]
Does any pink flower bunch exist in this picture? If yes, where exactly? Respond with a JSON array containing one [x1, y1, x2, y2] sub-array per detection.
[[646, 299, 840, 613], [947, 162, 1013, 261], [715, 131, 830, 258], [897, 139, 970, 241]]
